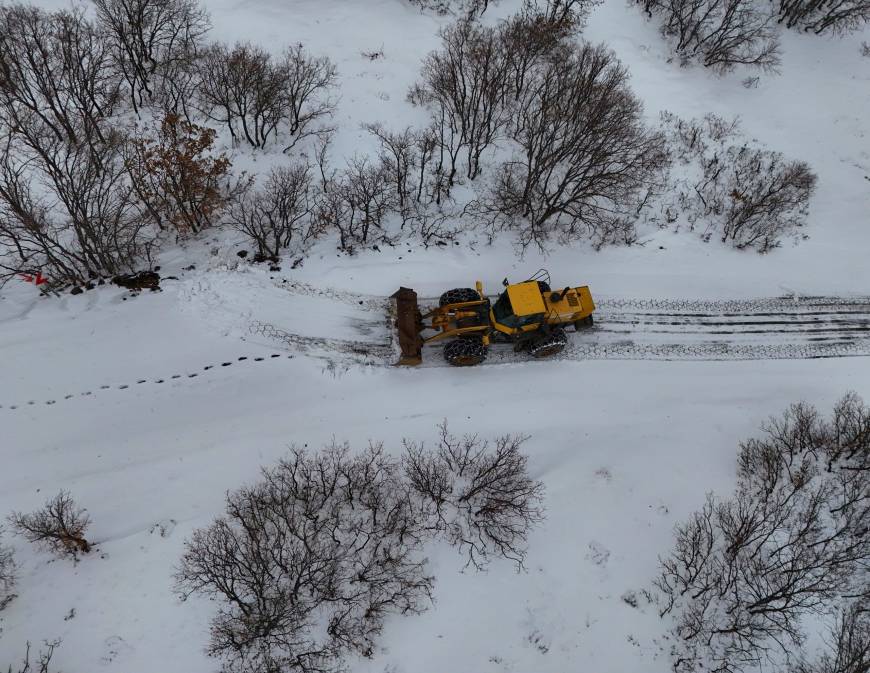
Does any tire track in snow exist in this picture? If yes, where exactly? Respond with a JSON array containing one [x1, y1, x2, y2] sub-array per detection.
[[258, 281, 870, 366]]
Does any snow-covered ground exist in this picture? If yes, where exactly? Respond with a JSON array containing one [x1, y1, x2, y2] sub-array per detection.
[[1, 0, 869, 671]]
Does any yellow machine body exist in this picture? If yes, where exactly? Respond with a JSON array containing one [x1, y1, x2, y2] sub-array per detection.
[[391, 273, 595, 366]]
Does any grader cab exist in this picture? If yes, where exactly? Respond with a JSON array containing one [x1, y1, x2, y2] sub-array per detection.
[[391, 270, 595, 366]]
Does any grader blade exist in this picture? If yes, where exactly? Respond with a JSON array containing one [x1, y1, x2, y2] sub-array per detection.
[[391, 287, 424, 365]]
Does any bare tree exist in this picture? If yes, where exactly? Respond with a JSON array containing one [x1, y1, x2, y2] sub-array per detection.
[[364, 123, 419, 222], [0, 527, 14, 613], [125, 113, 243, 236], [0, 5, 120, 149], [481, 42, 669, 251], [0, 129, 157, 289], [9, 492, 91, 559], [5, 640, 61, 673], [656, 393, 870, 673], [403, 422, 545, 569], [327, 156, 395, 252], [92, 0, 210, 113], [281, 43, 337, 151], [795, 599, 870, 673], [410, 19, 512, 186], [774, 0, 870, 34], [198, 42, 335, 151], [637, 0, 780, 73], [229, 164, 322, 261], [175, 443, 433, 673]]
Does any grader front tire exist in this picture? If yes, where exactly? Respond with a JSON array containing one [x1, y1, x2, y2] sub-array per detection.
[[444, 337, 488, 366]]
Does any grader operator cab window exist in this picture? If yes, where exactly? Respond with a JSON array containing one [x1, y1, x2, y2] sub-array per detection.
[[492, 292, 543, 329]]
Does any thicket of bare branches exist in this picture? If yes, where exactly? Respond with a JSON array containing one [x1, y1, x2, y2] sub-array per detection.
[[8, 491, 92, 559], [198, 42, 336, 150], [0, 4, 158, 289], [479, 43, 668, 251], [403, 423, 544, 569], [176, 443, 433, 673], [655, 393, 870, 673], [773, 0, 870, 34], [229, 164, 322, 260], [5, 640, 61, 673], [636, 0, 781, 73], [0, 527, 15, 613], [795, 599, 870, 673], [661, 112, 816, 252], [410, 19, 511, 186], [406, 0, 498, 16], [92, 0, 209, 113], [177, 426, 545, 673], [125, 113, 243, 237], [313, 146, 399, 253]]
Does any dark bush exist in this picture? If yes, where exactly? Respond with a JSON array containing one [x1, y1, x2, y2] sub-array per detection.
[[229, 164, 322, 260], [636, 0, 780, 73], [403, 422, 544, 569], [656, 393, 870, 673], [9, 491, 92, 559]]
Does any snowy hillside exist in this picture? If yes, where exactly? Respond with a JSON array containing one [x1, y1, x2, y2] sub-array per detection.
[[1, 1, 869, 672]]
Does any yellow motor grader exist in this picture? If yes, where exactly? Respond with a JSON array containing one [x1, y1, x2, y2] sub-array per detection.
[[392, 270, 595, 366]]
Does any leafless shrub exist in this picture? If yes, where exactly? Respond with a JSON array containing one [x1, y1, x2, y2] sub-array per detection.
[[774, 0, 870, 34], [661, 112, 817, 252], [656, 393, 870, 673], [5, 640, 61, 673], [479, 42, 669, 252], [198, 42, 336, 150], [0, 528, 15, 613], [403, 422, 544, 570], [9, 491, 91, 559], [637, 0, 780, 73], [862, 41, 870, 57], [92, 0, 210, 113], [175, 443, 433, 673], [125, 112, 245, 236], [229, 164, 322, 260], [322, 156, 396, 252]]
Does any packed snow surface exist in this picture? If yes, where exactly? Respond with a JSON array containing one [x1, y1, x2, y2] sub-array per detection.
[[1, 0, 869, 672]]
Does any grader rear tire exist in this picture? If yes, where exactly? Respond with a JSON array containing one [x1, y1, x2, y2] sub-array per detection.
[[439, 288, 481, 307], [444, 337, 487, 366]]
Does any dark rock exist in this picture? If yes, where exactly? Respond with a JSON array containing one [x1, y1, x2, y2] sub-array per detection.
[[237, 250, 249, 258], [269, 265, 281, 272], [113, 270, 160, 291], [71, 287, 83, 295]]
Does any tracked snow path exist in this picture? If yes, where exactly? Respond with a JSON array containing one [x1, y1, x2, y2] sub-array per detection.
[[254, 280, 870, 365]]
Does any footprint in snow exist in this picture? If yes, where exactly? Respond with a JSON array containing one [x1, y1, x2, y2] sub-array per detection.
[[586, 541, 611, 567], [101, 635, 134, 665], [149, 518, 177, 538]]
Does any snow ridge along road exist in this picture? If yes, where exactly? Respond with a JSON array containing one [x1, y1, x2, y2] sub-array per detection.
[[257, 281, 870, 365]]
